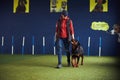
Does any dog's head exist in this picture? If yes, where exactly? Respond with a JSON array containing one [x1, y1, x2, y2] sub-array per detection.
[[71, 39, 80, 50]]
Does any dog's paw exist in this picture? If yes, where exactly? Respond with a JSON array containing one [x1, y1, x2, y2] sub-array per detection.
[[76, 64, 79, 67], [81, 62, 83, 65]]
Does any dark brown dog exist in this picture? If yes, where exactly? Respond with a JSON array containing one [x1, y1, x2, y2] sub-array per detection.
[[71, 39, 84, 67]]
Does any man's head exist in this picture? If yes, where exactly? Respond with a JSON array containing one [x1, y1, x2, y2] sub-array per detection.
[[61, 11, 68, 19], [111, 24, 120, 35]]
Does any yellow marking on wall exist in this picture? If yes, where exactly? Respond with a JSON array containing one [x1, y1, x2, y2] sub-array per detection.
[[50, 0, 67, 12], [91, 21, 109, 31], [13, 0, 29, 13], [90, 0, 108, 12]]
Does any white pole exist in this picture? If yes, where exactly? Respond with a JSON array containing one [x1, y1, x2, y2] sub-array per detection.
[[22, 36, 25, 46], [43, 36, 45, 53], [22, 36, 25, 55], [32, 36, 35, 55], [54, 46, 56, 55], [1, 36, 4, 53], [11, 36, 14, 55], [99, 37, 102, 57], [88, 37, 90, 47], [32, 45, 34, 55], [2, 36, 4, 46], [88, 36, 91, 56], [99, 47, 101, 57], [43, 36, 45, 46], [12, 45, 14, 55]]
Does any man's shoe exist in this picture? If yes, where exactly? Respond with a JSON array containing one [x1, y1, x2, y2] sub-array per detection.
[[56, 64, 62, 68], [68, 63, 71, 67]]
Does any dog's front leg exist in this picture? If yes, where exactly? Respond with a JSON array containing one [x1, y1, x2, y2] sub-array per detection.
[[72, 57, 76, 67], [76, 56, 80, 67], [81, 54, 84, 65]]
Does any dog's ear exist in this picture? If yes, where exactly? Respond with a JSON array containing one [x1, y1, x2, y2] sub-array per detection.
[[71, 41, 73, 44], [74, 39, 78, 43], [75, 41, 78, 44], [71, 39, 75, 44]]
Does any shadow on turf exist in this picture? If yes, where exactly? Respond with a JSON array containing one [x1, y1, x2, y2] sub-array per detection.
[[10, 62, 77, 69]]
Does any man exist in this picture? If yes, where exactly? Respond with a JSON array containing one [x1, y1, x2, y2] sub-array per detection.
[[111, 24, 120, 43], [55, 11, 75, 68], [110, 24, 120, 56]]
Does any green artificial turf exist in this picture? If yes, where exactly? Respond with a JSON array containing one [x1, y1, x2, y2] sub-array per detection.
[[0, 54, 120, 80]]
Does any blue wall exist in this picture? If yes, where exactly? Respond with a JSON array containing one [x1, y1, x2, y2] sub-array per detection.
[[0, 0, 120, 56]]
